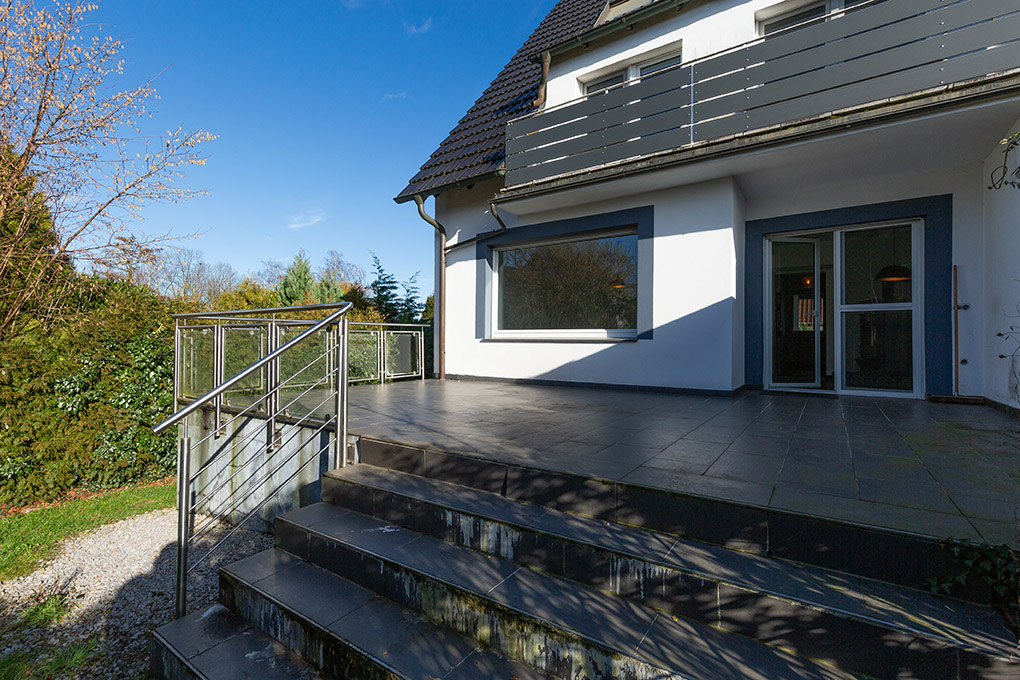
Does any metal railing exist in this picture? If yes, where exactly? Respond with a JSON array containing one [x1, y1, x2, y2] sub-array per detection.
[[155, 302, 362, 619], [348, 322, 429, 383], [505, 0, 1020, 186]]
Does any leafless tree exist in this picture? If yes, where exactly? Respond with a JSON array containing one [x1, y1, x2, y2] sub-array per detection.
[[320, 249, 365, 289], [0, 1, 213, 340], [255, 259, 287, 288], [140, 247, 236, 306]]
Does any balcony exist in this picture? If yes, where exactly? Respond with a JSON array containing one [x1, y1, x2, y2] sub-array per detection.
[[505, 0, 1020, 189]]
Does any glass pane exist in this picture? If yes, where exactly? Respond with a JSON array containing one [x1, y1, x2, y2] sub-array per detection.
[[179, 327, 215, 399], [585, 71, 626, 95], [771, 241, 816, 384], [640, 54, 682, 77], [843, 225, 912, 305], [497, 233, 638, 331], [843, 310, 913, 391], [278, 326, 332, 419], [762, 3, 827, 35], [386, 332, 419, 378], [222, 326, 267, 411], [349, 330, 380, 382]]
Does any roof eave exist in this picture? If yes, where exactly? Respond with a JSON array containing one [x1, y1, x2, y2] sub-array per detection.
[[393, 169, 505, 205]]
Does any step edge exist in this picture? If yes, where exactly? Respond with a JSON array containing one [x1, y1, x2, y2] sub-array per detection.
[[346, 437, 962, 546], [220, 558, 421, 680], [222, 549, 557, 680], [320, 473, 1016, 659], [151, 628, 210, 680], [279, 511, 876, 679]]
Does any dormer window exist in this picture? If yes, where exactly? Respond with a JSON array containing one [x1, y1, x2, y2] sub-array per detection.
[[596, 0, 658, 26]]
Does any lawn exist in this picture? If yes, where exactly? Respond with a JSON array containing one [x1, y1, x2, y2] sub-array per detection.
[[0, 481, 176, 582]]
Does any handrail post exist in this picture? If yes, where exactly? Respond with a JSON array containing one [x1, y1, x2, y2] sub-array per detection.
[[340, 316, 349, 466], [173, 318, 180, 412], [267, 316, 278, 451], [214, 322, 224, 438], [175, 430, 192, 619]]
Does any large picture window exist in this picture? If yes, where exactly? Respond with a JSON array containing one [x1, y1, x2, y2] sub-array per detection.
[[493, 231, 638, 339]]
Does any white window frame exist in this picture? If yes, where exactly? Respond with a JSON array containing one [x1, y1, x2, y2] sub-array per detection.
[[762, 219, 926, 399], [580, 47, 683, 96], [491, 229, 639, 341], [756, 0, 844, 36]]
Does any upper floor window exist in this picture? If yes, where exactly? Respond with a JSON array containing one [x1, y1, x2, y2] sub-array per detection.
[[756, 0, 874, 36], [582, 51, 682, 96]]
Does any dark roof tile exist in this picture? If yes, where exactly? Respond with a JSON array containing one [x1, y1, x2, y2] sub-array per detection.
[[395, 0, 606, 202]]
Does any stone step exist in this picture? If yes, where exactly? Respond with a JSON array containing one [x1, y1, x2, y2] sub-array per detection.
[[354, 437, 986, 598], [150, 603, 320, 680], [218, 549, 554, 680], [274, 502, 864, 680], [319, 464, 1017, 680]]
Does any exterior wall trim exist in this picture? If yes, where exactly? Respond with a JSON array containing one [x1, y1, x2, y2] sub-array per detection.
[[744, 195, 954, 396]]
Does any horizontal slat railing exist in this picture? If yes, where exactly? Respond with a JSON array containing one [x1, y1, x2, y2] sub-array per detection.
[[505, 0, 1020, 187]]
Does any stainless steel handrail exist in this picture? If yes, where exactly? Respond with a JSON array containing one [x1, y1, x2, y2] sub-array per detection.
[[171, 302, 350, 320], [154, 302, 353, 435]]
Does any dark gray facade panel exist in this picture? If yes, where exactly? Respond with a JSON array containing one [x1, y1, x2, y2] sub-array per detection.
[[742, 40, 1020, 133], [745, 13, 1020, 112], [508, 125, 691, 186], [512, 99, 692, 168], [508, 87, 691, 162], [690, 113, 744, 143], [507, 66, 691, 146], [753, 0, 1014, 88], [751, 0, 932, 64]]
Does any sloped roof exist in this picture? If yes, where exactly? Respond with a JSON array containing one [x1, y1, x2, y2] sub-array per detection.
[[394, 0, 606, 203]]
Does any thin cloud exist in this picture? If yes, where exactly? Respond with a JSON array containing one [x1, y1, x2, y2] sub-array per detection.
[[404, 17, 432, 34], [382, 92, 406, 102], [286, 211, 325, 230]]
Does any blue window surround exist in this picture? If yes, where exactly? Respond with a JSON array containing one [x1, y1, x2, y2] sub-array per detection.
[[744, 195, 953, 395], [475, 206, 655, 340]]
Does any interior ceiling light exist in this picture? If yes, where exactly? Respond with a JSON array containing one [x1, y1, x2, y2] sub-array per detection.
[[875, 264, 911, 282]]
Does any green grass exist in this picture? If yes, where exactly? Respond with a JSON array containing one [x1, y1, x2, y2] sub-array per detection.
[[0, 481, 176, 582], [0, 640, 97, 680], [18, 594, 70, 628]]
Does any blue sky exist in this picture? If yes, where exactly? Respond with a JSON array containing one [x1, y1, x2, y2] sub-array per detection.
[[93, 0, 557, 294]]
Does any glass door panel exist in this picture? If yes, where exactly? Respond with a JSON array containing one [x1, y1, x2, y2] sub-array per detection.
[[771, 240, 819, 386], [838, 223, 917, 394], [842, 310, 913, 391]]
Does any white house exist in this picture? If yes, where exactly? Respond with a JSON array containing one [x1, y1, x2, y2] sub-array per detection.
[[396, 0, 1020, 409]]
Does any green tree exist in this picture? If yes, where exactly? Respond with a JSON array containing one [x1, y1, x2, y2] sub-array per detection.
[[315, 271, 346, 304], [369, 253, 400, 320], [278, 250, 317, 306], [421, 294, 434, 324], [397, 272, 423, 323]]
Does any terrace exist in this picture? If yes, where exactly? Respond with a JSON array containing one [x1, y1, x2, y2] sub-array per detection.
[[348, 379, 1019, 550]]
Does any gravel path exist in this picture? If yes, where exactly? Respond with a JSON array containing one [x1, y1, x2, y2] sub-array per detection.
[[0, 508, 273, 679]]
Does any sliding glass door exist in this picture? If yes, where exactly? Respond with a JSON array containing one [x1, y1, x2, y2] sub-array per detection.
[[766, 221, 923, 396]]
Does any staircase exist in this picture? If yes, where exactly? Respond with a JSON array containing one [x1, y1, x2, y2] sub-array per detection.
[[151, 439, 1018, 680]]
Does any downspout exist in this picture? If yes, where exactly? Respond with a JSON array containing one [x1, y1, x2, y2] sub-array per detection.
[[532, 51, 551, 109], [443, 200, 507, 254], [413, 194, 446, 379]]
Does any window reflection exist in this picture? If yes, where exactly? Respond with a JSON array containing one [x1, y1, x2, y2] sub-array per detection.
[[497, 233, 638, 331]]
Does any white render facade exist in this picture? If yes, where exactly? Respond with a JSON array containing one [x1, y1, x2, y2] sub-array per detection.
[[404, 0, 1020, 409]]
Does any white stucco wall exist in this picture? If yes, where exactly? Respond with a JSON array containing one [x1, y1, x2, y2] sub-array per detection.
[[982, 116, 1020, 410], [437, 177, 746, 391]]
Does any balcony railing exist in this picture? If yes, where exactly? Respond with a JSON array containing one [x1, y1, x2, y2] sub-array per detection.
[[505, 0, 1020, 187]]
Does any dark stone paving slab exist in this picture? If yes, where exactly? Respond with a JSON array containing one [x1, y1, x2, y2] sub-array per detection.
[[349, 381, 1019, 546]]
